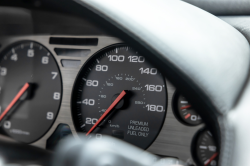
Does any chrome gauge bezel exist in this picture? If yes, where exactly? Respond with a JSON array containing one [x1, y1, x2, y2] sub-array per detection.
[[71, 43, 168, 150]]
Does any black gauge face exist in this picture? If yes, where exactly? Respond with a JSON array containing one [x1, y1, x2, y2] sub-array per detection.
[[72, 44, 167, 149], [172, 92, 202, 126], [192, 129, 219, 166], [0, 41, 62, 143]]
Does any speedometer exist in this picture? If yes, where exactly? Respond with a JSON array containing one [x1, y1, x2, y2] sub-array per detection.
[[71, 44, 167, 149]]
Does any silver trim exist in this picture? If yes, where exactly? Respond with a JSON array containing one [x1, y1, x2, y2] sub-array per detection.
[[0, 35, 202, 164]]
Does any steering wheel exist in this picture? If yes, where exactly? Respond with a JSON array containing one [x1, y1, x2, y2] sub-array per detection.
[[1, 0, 249, 166]]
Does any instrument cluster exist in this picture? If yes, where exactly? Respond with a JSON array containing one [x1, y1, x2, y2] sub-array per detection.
[[0, 36, 218, 166]]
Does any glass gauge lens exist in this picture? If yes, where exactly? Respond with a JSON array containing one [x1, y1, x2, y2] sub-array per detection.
[[192, 129, 219, 166], [172, 91, 202, 126], [0, 41, 62, 143], [71, 44, 167, 149]]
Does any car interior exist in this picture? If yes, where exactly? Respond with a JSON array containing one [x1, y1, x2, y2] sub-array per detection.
[[0, 0, 250, 166]]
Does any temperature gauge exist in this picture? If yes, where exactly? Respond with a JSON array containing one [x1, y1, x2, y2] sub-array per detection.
[[172, 91, 202, 126], [192, 129, 219, 166]]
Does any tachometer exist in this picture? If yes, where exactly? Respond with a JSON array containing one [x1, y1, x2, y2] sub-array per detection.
[[0, 41, 62, 143], [71, 44, 167, 149]]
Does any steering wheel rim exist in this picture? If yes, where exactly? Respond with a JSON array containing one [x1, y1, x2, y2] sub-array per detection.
[[63, 0, 249, 166]]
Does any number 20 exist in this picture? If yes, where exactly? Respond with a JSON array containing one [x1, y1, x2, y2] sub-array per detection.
[[86, 118, 98, 124]]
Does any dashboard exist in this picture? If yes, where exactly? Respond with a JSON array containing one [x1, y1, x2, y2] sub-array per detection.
[[1, 4, 245, 166], [0, 35, 203, 162]]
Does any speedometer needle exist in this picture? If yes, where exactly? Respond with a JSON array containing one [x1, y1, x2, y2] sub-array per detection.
[[86, 90, 126, 136], [0, 83, 30, 122]]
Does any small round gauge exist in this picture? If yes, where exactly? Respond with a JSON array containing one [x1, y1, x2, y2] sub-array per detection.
[[0, 41, 62, 143], [172, 91, 202, 126], [192, 129, 219, 166], [71, 44, 167, 149]]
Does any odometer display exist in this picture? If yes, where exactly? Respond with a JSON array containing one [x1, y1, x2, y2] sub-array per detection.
[[71, 44, 167, 149]]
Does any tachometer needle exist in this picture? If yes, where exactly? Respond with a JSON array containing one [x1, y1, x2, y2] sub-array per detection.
[[204, 152, 218, 166], [180, 105, 191, 110], [0, 83, 30, 122], [86, 90, 126, 136]]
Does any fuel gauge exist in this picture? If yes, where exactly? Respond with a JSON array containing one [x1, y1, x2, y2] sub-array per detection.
[[172, 91, 202, 126]]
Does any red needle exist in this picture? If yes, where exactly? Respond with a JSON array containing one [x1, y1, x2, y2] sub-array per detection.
[[204, 152, 218, 166], [180, 105, 191, 110], [0, 83, 30, 122], [86, 90, 126, 136]]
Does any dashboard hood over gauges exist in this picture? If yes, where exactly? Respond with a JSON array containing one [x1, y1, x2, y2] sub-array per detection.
[[0, 0, 250, 166], [67, 0, 249, 166]]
